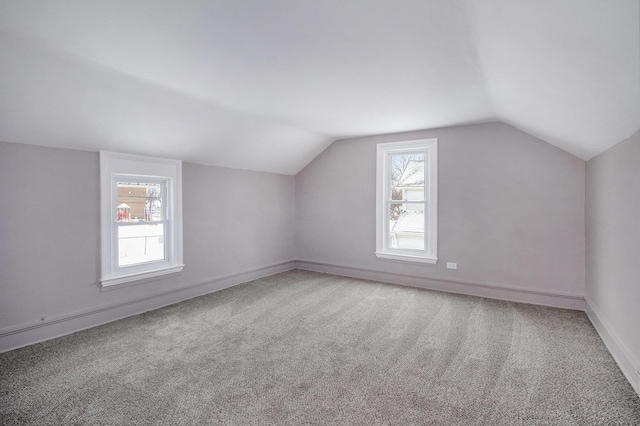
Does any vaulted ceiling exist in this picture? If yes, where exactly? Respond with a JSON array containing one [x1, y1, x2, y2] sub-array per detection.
[[1, 0, 638, 174]]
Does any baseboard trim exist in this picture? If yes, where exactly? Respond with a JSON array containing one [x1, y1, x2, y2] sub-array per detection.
[[585, 297, 640, 396], [0, 260, 295, 353], [295, 259, 585, 310]]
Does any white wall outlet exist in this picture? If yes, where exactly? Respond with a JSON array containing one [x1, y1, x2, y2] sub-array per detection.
[[446, 262, 457, 270]]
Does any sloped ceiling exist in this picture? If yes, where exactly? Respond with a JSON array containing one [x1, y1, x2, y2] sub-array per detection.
[[0, 0, 638, 174]]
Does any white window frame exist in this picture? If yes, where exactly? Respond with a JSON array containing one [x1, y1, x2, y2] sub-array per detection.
[[376, 138, 438, 264], [100, 151, 184, 287]]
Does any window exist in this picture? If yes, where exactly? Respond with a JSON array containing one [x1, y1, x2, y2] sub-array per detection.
[[376, 139, 437, 264], [100, 151, 184, 287]]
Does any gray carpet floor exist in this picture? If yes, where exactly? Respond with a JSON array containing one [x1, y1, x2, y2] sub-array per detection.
[[1, 269, 639, 425]]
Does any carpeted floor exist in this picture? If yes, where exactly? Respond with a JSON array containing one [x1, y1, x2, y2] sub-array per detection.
[[1, 270, 639, 425]]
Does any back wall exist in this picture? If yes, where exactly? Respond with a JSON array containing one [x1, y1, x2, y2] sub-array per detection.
[[295, 122, 585, 308]]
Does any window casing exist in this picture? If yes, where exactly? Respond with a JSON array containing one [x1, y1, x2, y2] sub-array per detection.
[[376, 139, 438, 264], [100, 151, 184, 287]]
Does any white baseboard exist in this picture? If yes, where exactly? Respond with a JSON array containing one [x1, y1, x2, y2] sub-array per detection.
[[585, 297, 640, 396], [0, 260, 295, 354], [6, 259, 636, 398], [295, 259, 585, 310]]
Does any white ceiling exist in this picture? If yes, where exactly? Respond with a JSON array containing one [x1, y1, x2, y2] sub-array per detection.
[[0, 0, 638, 174]]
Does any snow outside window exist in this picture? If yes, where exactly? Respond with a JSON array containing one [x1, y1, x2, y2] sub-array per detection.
[[376, 139, 438, 264]]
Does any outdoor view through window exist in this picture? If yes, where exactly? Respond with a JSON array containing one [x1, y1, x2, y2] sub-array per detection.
[[116, 180, 165, 266], [389, 153, 426, 250]]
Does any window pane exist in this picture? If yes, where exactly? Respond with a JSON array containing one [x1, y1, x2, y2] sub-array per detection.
[[116, 181, 163, 222], [390, 153, 425, 202], [389, 203, 425, 250], [118, 224, 165, 266]]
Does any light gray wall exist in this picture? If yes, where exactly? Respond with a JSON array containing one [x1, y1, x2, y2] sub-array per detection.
[[295, 122, 586, 306], [586, 130, 640, 392], [0, 141, 295, 351]]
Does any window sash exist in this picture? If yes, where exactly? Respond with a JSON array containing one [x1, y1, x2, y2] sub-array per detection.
[[387, 149, 427, 202], [384, 150, 428, 255], [384, 203, 427, 253], [111, 176, 170, 270], [115, 221, 169, 267]]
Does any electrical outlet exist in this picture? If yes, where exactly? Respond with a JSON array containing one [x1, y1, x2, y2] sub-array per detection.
[[446, 262, 457, 270]]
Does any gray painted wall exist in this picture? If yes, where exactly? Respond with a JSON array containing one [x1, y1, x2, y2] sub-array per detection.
[[295, 122, 586, 306], [4, 124, 639, 393], [586, 130, 640, 392], [0, 141, 295, 351]]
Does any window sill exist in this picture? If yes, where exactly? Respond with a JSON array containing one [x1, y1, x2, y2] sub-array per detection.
[[375, 252, 438, 265], [100, 264, 184, 291]]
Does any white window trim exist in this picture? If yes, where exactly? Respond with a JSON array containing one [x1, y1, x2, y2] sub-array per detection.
[[375, 138, 438, 264], [100, 151, 184, 287]]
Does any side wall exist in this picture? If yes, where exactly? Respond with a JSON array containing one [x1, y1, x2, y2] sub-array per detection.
[[0, 141, 296, 352], [295, 122, 586, 309], [586, 130, 640, 395]]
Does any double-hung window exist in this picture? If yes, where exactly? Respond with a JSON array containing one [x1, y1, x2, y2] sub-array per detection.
[[376, 138, 438, 264], [100, 151, 184, 287]]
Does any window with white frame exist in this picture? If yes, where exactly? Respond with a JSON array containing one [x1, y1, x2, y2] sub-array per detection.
[[376, 139, 438, 264], [100, 151, 184, 287]]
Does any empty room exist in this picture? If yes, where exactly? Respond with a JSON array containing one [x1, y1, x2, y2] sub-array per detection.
[[1, 0, 639, 424]]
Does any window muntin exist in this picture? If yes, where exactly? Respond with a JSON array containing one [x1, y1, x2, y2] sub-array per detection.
[[376, 139, 437, 264], [100, 152, 184, 287]]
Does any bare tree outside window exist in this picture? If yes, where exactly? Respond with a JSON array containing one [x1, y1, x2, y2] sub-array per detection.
[[390, 153, 425, 221], [145, 186, 162, 221]]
